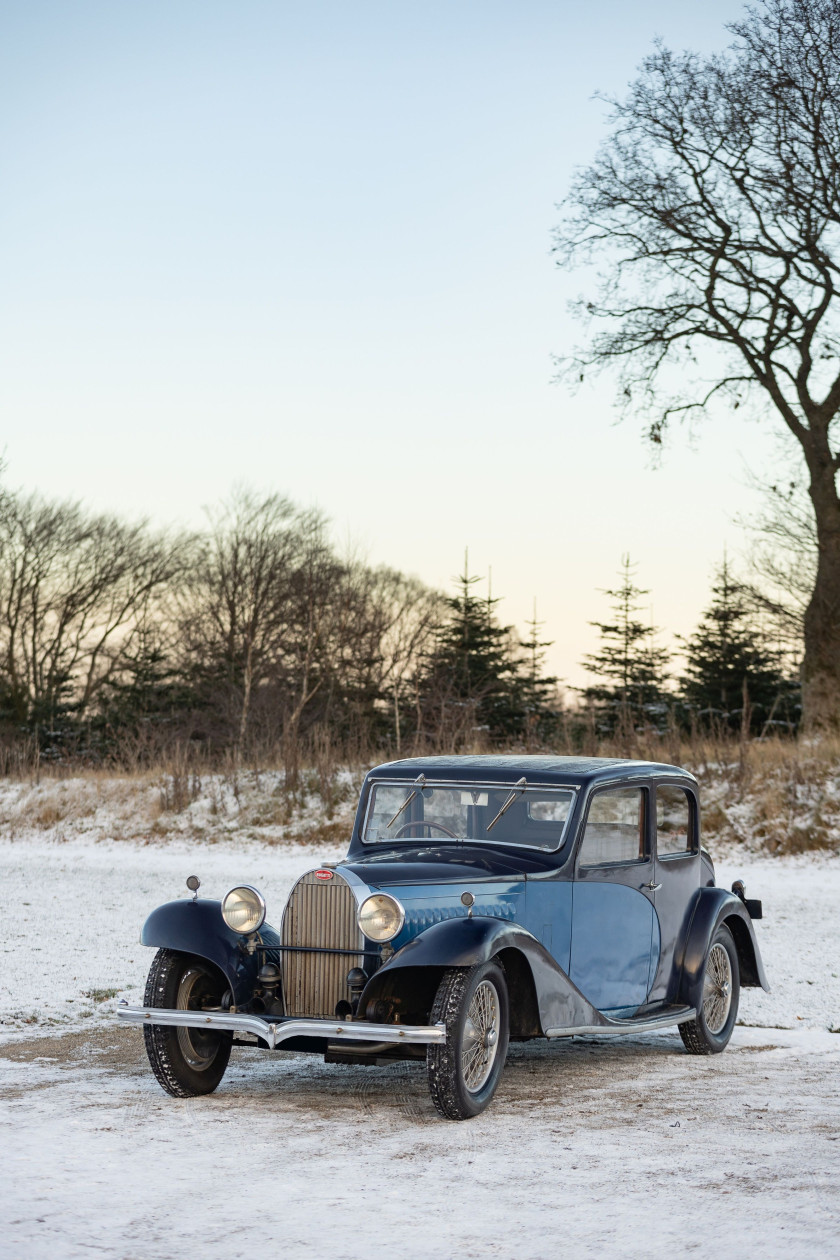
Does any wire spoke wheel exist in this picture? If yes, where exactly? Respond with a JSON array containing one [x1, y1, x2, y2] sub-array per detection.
[[702, 942, 733, 1035], [680, 924, 740, 1056], [461, 980, 501, 1092]]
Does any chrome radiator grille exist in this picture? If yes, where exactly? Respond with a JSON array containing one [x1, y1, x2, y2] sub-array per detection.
[[280, 871, 365, 1018]]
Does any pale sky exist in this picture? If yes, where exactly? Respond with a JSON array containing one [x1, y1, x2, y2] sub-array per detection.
[[0, 1, 784, 689]]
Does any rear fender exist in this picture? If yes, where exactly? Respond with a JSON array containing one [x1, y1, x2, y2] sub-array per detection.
[[360, 916, 604, 1036], [677, 888, 770, 1010], [140, 899, 281, 1006]]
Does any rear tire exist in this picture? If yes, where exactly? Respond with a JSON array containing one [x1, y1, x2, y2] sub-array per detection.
[[680, 924, 740, 1055], [143, 949, 233, 1097], [427, 961, 509, 1120]]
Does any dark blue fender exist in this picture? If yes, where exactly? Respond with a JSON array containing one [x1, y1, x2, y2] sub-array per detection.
[[360, 916, 608, 1037], [677, 888, 769, 1010], [141, 898, 281, 1006]]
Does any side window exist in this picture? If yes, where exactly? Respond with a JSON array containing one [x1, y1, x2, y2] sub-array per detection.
[[656, 785, 693, 856], [579, 787, 645, 867]]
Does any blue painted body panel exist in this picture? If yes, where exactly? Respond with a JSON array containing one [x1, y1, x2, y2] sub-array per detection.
[[373, 877, 575, 978], [387, 881, 522, 952], [354, 867, 662, 1013], [568, 883, 659, 1010], [524, 880, 573, 973]]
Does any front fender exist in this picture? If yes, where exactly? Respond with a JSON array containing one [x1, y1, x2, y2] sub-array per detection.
[[140, 899, 281, 1006], [361, 916, 609, 1036], [678, 888, 770, 1010]]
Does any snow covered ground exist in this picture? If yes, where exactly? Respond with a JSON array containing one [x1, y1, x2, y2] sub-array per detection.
[[1, 833, 838, 1258]]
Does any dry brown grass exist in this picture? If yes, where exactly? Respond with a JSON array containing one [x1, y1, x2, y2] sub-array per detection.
[[519, 728, 840, 856], [675, 736, 840, 855], [0, 760, 360, 849], [0, 736, 836, 855]]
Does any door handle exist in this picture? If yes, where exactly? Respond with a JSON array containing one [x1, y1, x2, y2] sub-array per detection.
[[646, 881, 662, 892]]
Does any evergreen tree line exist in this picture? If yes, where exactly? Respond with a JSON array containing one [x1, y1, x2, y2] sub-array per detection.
[[580, 556, 801, 739], [0, 482, 802, 769]]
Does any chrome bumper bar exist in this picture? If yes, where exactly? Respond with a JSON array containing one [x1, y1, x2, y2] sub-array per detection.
[[116, 1003, 446, 1049]]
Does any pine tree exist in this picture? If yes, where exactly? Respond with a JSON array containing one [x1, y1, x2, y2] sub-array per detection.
[[418, 552, 526, 744], [97, 624, 194, 743], [581, 556, 670, 734], [518, 600, 560, 746], [680, 559, 794, 733]]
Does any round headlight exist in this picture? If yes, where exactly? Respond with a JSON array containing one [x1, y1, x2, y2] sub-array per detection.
[[221, 885, 266, 935], [357, 893, 405, 943]]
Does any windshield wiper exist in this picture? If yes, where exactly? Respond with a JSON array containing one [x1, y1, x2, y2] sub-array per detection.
[[486, 777, 527, 833], [386, 774, 426, 828]]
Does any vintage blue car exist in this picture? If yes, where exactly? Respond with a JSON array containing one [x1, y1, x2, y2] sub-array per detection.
[[118, 755, 768, 1119]]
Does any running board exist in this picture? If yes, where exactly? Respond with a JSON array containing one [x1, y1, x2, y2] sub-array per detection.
[[116, 1002, 446, 1049], [545, 1005, 696, 1039]]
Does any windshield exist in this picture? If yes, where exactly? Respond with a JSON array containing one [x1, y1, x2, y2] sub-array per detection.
[[363, 781, 575, 852]]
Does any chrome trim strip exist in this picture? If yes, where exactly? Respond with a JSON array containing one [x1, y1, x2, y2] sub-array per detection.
[[545, 1008, 696, 1038], [333, 865, 376, 906], [116, 1004, 446, 1048]]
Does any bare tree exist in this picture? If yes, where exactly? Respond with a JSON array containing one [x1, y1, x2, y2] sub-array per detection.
[[360, 567, 444, 752], [0, 491, 182, 731], [173, 488, 324, 757], [279, 524, 347, 779], [554, 0, 840, 730]]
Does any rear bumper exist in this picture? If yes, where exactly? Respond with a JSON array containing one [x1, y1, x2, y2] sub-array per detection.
[[116, 1002, 446, 1049]]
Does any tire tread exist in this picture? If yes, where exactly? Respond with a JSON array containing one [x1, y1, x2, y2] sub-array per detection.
[[142, 948, 231, 1097], [427, 967, 473, 1120], [427, 962, 508, 1121]]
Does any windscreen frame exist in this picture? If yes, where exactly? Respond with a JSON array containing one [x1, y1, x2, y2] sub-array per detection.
[[360, 777, 579, 854]]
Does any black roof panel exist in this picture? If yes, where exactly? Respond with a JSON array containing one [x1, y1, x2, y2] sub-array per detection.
[[365, 754, 695, 787]]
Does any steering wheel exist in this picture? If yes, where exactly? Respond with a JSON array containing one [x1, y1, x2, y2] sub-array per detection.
[[394, 820, 459, 839]]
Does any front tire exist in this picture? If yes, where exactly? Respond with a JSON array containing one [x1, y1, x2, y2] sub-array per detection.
[[427, 961, 509, 1120], [143, 949, 233, 1097], [680, 924, 740, 1055]]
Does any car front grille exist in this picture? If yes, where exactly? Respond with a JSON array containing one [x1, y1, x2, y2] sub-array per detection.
[[280, 871, 365, 1018]]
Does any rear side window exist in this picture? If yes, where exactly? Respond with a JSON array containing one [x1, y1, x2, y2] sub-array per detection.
[[579, 787, 645, 867], [657, 785, 693, 856]]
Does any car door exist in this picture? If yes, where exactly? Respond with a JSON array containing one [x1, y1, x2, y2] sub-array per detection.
[[569, 783, 658, 1015], [648, 780, 701, 1003]]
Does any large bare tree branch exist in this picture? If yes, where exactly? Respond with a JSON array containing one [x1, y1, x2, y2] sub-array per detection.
[[554, 0, 840, 728]]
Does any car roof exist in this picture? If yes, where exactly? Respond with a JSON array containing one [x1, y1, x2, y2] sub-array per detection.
[[365, 754, 696, 789]]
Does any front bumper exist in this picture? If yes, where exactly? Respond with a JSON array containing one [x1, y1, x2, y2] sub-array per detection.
[[116, 1003, 446, 1049]]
